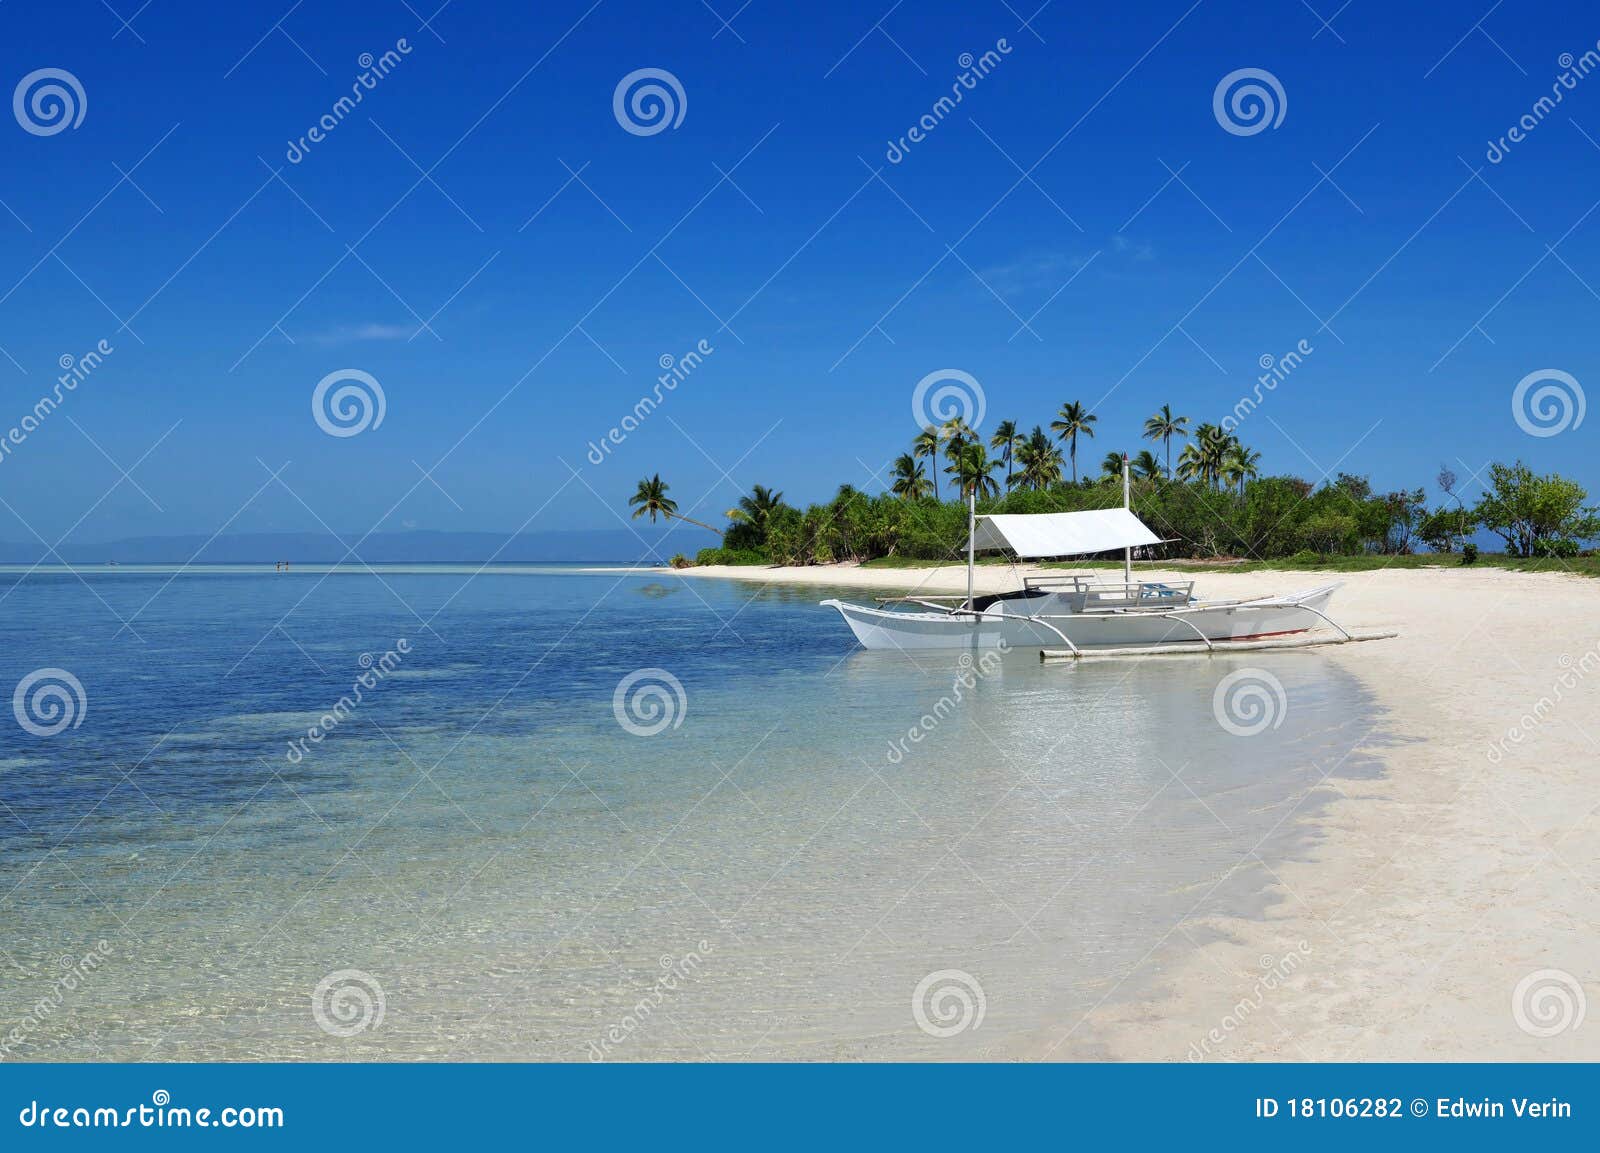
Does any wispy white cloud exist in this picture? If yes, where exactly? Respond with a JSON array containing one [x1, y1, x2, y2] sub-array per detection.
[[304, 322, 418, 345], [977, 251, 1096, 297]]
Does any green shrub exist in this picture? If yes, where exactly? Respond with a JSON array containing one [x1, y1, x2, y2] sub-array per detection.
[[693, 547, 768, 566], [1532, 537, 1580, 559], [1461, 543, 1478, 565]]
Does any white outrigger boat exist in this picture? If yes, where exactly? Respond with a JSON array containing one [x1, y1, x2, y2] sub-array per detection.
[[823, 460, 1349, 655]]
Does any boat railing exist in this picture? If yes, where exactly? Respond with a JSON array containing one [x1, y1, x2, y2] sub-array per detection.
[[1023, 577, 1195, 610]]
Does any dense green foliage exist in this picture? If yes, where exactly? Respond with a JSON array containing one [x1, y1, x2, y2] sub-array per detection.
[[632, 400, 1599, 568]]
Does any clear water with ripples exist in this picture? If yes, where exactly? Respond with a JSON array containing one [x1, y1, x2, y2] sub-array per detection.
[[0, 565, 1384, 1060]]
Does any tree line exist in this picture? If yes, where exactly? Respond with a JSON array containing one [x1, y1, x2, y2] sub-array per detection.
[[627, 402, 1598, 567]]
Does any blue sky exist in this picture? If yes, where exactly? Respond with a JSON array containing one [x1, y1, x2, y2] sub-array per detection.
[[1, 0, 1595, 545]]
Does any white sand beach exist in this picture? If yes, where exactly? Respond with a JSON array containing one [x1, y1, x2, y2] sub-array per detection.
[[676, 561, 1600, 1061]]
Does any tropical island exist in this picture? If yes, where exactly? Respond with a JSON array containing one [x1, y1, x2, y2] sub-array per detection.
[[627, 401, 1600, 575]]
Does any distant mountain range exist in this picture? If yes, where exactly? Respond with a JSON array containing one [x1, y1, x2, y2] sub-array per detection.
[[0, 528, 718, 565]]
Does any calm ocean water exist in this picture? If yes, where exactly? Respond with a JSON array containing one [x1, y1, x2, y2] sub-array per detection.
[[0, 565, 1384, 1060]]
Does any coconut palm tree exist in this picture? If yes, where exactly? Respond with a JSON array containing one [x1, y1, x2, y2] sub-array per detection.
[[629, 474, 722, 534], [940, 417, 976, 467], [1141, 404, 1189, 479], [1131, 450, 1163, 480], [1221, 445, 1261, 496], [1178, 424, 1234, 491], [912, 426, 941, 502], [1050, 401, 1097, 483], [725, 484, 785, 530], [1175, 441, 1205, 485], [947, 442, 1000, 499], [1015, 425, 1064, 490], [1100, 451, 1128, 481], [989, 419, 1022, 490], [890, 453, 932, 501]]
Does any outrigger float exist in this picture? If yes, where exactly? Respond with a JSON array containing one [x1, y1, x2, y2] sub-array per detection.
[[823, 458, 1390, 658]]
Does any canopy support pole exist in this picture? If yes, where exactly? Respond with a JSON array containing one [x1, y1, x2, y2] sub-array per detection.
[[965, 487, 976, 612], [1122, 454, 1132, 588]]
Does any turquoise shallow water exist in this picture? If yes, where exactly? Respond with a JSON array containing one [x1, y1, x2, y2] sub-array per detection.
[[0, 566, 1385, 1060]]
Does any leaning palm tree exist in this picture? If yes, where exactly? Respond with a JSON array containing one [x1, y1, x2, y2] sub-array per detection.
[[890, 453, 932, 501], [1049, 401, 1097, 484], [1141, 404, 1189, 479], [629, 474, 722, 534], [1131, 449, 1163, 480], [989, 419, 1022, 490], [912, 426, 941, 503]]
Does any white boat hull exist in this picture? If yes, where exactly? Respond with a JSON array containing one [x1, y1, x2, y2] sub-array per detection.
[[821, 584, 1341, 652]]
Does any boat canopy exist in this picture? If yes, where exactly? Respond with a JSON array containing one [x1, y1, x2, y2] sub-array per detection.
[[967, 508, 1163, 559]]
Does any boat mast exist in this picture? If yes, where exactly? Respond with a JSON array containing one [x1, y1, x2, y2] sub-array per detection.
[[966, 485, 976, 611], [1122, 453, 1133, 587]]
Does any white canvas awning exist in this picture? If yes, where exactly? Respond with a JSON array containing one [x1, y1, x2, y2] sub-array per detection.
[[967, 508, 1163, 558]]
